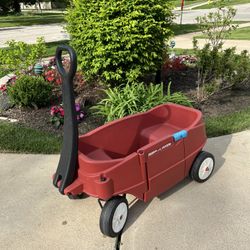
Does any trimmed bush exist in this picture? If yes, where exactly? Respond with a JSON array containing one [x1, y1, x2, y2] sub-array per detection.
[[8, 75, 52, 107], [66, 0, 173, 85], [93, 82, 192, 122]]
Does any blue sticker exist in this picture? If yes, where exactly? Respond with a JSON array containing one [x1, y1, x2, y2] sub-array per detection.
[[173, 130, 188, 142]]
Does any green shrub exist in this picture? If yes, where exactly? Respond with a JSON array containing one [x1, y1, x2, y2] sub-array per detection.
[[8, 75, 52, 107], [66, 0, 173, 86], [93, 82, 192, 122], [0, 37, 46, 75], [194, 42, 250, 101]]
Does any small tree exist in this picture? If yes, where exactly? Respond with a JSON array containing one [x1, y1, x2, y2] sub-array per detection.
[[196, 6, 237, 49], [193, 5, 240, 102], [66, 0, 173, 86]]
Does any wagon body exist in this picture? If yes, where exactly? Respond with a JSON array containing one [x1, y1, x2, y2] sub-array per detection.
[[64, 103, 206, 202]]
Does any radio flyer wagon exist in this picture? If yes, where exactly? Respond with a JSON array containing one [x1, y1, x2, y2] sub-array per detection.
[[53, 46, 215, 238]]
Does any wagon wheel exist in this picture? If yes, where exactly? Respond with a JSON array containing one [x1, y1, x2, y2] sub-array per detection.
[[67, 193, 88, 200], [190, 151, 215, 183], [100, 196, 129, 238]]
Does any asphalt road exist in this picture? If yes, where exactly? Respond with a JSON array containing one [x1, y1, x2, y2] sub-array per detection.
[[174, 3, 250, 24], [0, 4, 249, 47]]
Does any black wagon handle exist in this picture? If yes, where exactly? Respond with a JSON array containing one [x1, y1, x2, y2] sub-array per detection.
[[53, 45, 79, 195], [55, 45, 77, 80]]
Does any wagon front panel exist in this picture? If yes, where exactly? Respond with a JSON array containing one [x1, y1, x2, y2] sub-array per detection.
[[184, 122, 207, 176], [64, 152, 147, 201]]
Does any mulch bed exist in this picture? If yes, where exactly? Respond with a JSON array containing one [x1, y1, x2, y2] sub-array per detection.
[[1, 68, 250, 135]]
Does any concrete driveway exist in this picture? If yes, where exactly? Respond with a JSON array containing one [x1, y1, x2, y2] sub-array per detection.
[[1, 131, 250, 249]]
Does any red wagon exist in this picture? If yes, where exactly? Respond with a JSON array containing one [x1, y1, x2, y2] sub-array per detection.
[[53, 46, 215, 237]]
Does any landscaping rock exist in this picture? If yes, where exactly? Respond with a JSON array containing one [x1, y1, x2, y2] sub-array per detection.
[[0, 74, 15, 87], [0, 93, 12, 111]]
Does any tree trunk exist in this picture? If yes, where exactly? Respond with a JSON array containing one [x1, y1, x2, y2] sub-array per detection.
[[37, 1, 42, 13], [13, 0, 21, 13]]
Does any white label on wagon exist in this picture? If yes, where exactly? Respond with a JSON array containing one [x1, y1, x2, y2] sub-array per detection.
[[148, 142, 172, 157]]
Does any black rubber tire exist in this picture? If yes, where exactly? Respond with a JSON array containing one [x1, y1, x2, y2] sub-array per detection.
[[67, 193, 87, 200], [190, 151, 215, 183], [100, 196, 128, 238]]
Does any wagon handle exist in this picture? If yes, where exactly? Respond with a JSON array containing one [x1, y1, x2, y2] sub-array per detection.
[[55, 45, 77, 80], [53, 45, 79, 195]]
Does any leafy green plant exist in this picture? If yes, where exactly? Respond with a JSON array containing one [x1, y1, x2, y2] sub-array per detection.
[[0, 37, 46, 74], [7, 75, 52, 107], [93, 82, 192, 122], [193, 42, 250, 102], [230, 50, 250, 88], [66, 0, 173, 86]]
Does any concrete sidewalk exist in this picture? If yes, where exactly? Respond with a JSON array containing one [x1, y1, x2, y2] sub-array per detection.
[[1, 131, 250, 249], [175, 37, 250, 53], [174, 22, 250, 53], [121, 130, 250, 250]]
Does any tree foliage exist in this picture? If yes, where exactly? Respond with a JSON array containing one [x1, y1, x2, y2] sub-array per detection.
[[0, 0, 36, 13], [66, 0, 173, 86]]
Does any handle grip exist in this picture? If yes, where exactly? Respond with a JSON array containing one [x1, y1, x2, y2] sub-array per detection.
[[55, 45, 77, 79], [53, 45, 78, 194]]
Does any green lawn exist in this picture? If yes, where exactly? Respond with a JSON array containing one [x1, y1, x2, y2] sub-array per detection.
[[206, 107, 250, 137], [0, 121, 62, 154], [171, 23, 202, 36], [194, 0, 250, 9], [195, 26, 250, 40], [1, 107, 250, 153], [172, 48, 196, 55], [171, 0, 206, 8], [45, 40, 70, 57], [171, 21, 247, 36], [0, 13, 65, 28]]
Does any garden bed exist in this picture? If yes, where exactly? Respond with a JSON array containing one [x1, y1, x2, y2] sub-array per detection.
[[1, 67, 250, 137]]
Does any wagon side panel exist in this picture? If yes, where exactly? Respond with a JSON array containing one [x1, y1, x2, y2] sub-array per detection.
[[141, 137, 186, 202]]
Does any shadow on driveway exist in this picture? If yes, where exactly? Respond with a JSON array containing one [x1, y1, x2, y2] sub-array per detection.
[[124, 133, 232, 232]]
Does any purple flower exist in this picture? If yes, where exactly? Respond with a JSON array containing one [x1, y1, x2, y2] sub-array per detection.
[[79, 112, 85, 119], [75, 103, 81, 112]]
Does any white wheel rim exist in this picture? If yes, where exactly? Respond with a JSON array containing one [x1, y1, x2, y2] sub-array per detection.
[[112, 202, 128, 233], [198, 157, 214, 180]]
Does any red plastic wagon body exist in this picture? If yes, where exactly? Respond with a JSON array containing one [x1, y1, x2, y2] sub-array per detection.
[[53, 46, 214, 238], [64, 103, 206, 202]]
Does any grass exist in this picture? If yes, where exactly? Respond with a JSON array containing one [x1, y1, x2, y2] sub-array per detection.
[[1, 107, 250, 153], [196, 26, 250, 40], [0, 121, 62, 154], [206, 108, 250, 137], [44, 40, 70, 57], [172, 48, 196, 55], [172, 21, 248, 36], [171, 23, 202, 35], [194, 0, 250, 9], [171, 0, 206, 8], [0, 13, 65, 28]]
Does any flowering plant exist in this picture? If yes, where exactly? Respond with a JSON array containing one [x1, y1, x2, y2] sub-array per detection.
[[163, 55, 197, 72], [0, 76, 16, 94], [50, 103, 85, 129], [44, 69, 62, 85], [43, 57, 85, 96]]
